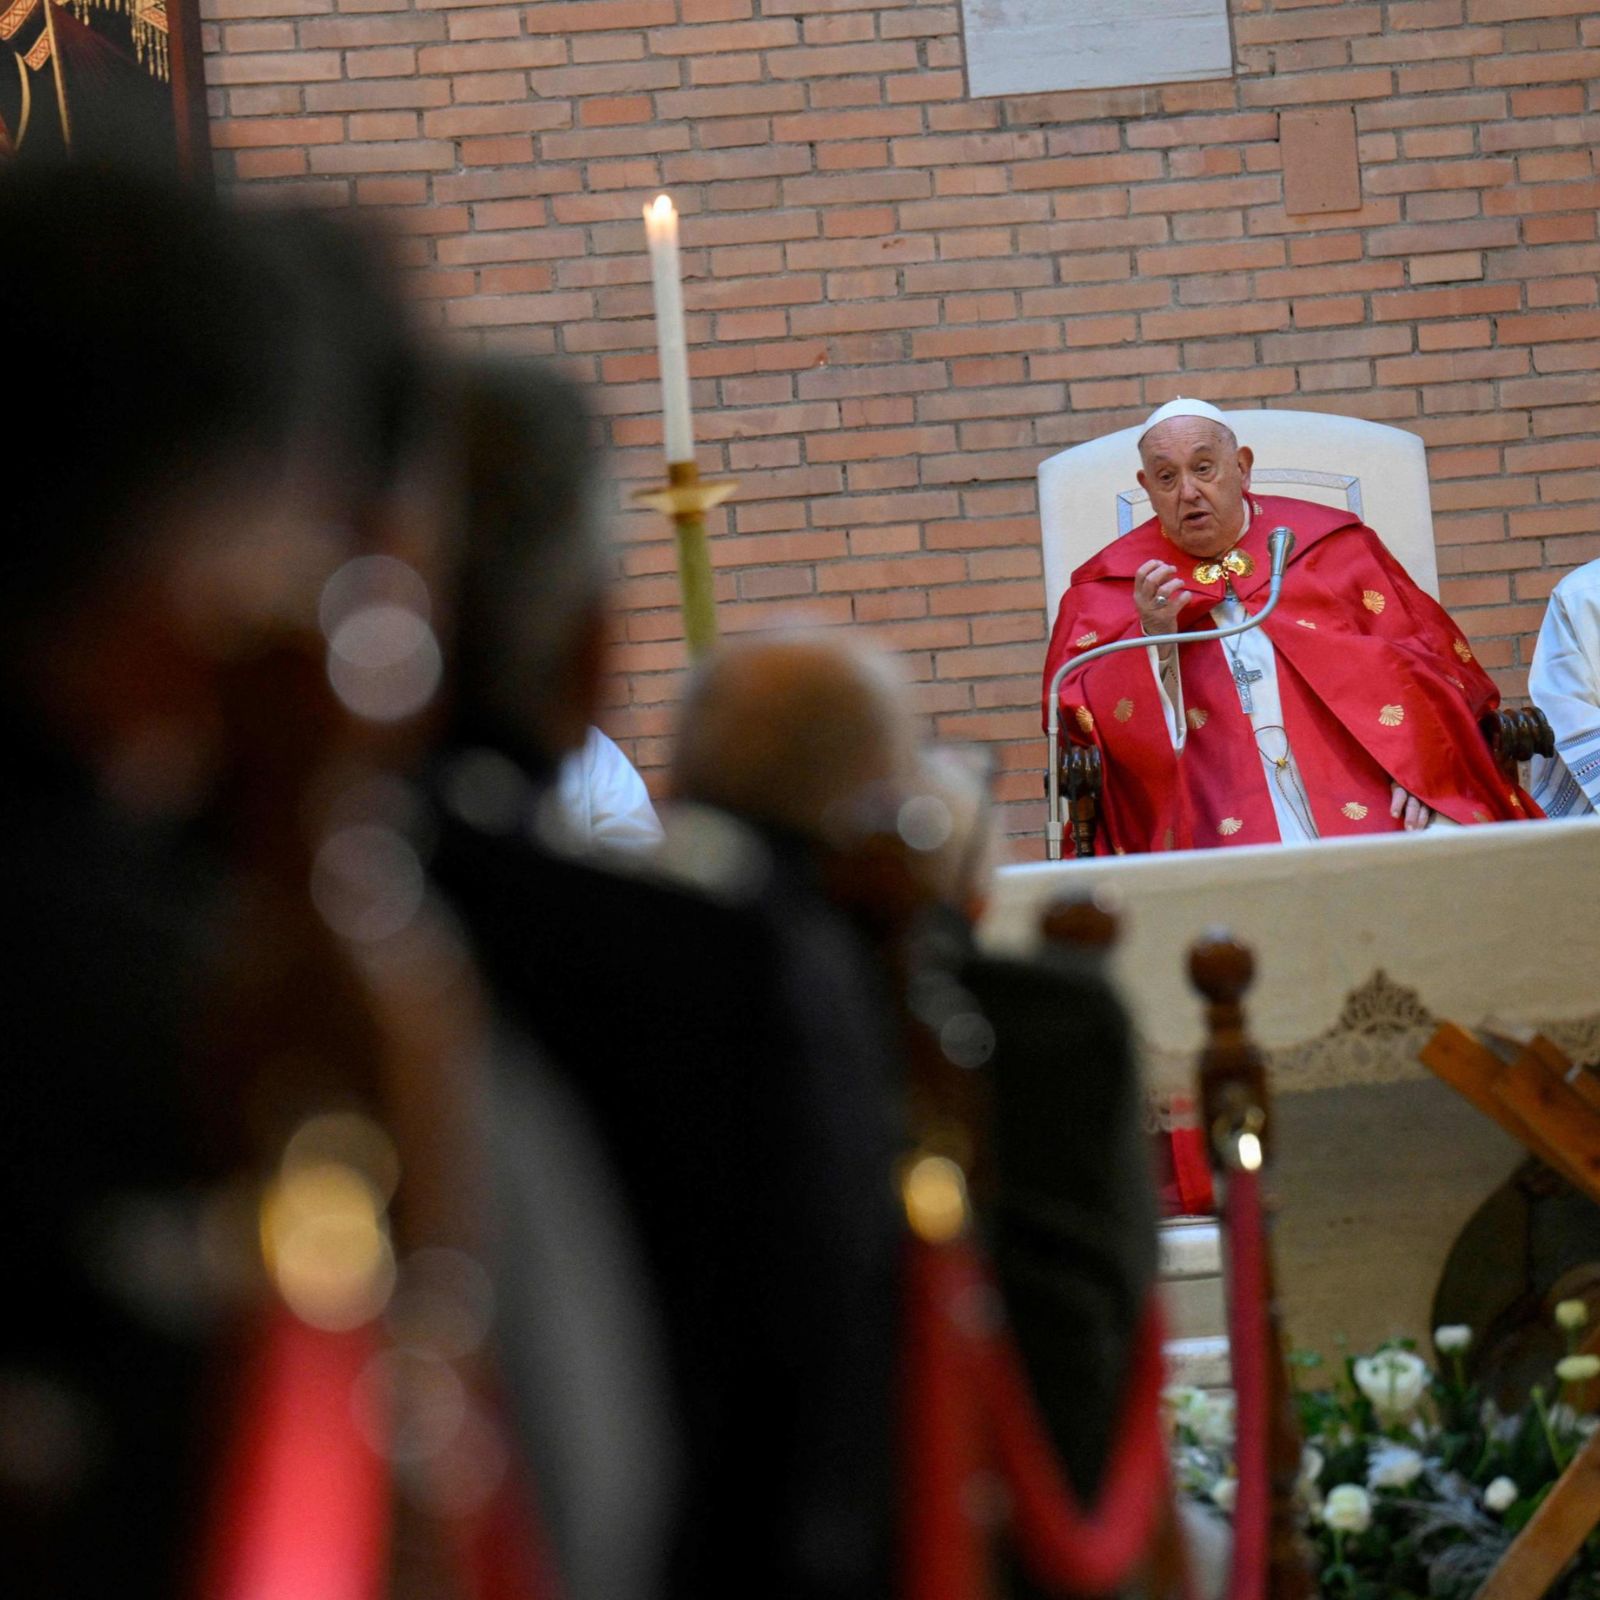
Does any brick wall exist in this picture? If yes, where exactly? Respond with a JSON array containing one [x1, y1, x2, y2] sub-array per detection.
[[204, 0, 1600, 852]]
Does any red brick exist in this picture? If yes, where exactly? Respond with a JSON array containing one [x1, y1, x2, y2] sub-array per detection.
[[209, 0, 1600, 844]]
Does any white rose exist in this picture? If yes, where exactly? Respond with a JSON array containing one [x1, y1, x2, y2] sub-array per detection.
[[1163, 1385, 1203, 1436], [1557, 1354, 1600, 1383], [1483, 1476, 1518, 1513], [1165, 1385, 1235, 1448], [1210, 1475, 1238, 1513], [1434, 1324, 1472, 1354], [1353, 1350, 1430, 1420], [1193, 1392, 1236, 1449], [1367, 1444, 1425, 1491], [1556, 1299, 1589, 1332], [1323, 1484, 1373, 1534]]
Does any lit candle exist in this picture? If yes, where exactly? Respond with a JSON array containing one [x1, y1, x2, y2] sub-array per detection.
[[643, 193, 694, 465]]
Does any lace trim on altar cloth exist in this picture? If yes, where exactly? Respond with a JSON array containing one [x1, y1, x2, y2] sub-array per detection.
[[1139, 967, 1600, 1124]]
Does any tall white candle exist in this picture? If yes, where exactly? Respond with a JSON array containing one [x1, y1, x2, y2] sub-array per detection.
[[643, 193, 694, 465]]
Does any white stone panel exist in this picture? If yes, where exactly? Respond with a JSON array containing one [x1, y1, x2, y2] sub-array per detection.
[[961, 0, 1234, 99]]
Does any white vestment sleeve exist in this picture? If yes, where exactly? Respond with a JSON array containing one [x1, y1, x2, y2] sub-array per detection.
[[1147, 641, 1186, 750], [1529, 581, 1600, 815]]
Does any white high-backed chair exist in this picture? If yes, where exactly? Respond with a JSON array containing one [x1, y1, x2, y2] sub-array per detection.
[[1036, 408, 1441, 630]]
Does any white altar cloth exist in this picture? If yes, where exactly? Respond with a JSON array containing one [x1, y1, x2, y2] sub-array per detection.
[[981, 817, 1600, 1097]]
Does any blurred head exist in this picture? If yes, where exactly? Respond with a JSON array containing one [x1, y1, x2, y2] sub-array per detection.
[[909, 745, 1002, 922], [448, 356, 610, 766], [1136, 416, 1254, 560], [671, 631, 920, 847], [0, 164, 431, 807]]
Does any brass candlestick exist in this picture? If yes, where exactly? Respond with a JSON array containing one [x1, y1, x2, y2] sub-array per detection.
[[631, 460, 738, 659]]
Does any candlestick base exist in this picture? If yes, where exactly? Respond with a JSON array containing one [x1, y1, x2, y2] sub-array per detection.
[[631, 462, 739, 659]]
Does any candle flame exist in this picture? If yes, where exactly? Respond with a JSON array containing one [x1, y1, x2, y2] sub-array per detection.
[[649, 193, 674, 221]]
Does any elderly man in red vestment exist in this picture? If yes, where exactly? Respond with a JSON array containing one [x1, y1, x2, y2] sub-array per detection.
[[1042, 398, 1539, 854]]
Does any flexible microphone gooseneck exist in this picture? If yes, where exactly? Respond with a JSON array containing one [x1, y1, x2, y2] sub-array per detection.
[[1044, 525, 1296, 860]]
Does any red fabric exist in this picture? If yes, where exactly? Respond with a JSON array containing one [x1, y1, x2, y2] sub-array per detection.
[[448, 1442, 562, 1600], [901, 1236, 1169, 1599], [902, 1237, 996, 1600], [1220, 1168, 1270, 1600], [1167, 1125, 1216, 1218], [198, 1310, 390, 1600], [1042, 495, 1540, 854], [199, 1308, 558, 1600]]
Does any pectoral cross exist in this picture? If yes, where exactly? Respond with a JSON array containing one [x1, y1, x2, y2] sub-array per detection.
[[1230, 653, 1263, 715]]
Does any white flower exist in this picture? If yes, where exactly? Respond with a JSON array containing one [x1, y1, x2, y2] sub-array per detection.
[[1299, 1445, 1324, 1493], [1367, 1444, 1425, 1491], [1556, 1354, 1600, 1383], [1210, 1475, 1238, 1513], [1353, 1349, 1430, 1420], [1165, 1385, 1236, 1448], [1484, 1476, 1519, 1513], [1556, 1299, 1589, 1332], [1323, 1484, 1373, 1534], [1434, 1324, 1472, 1353]]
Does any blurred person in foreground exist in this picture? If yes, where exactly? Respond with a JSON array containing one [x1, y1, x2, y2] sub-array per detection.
[[675, 644, 1159, 1542], [427, 356, 902, 1600], [0, 164, 431, 1593], [913, 749, 1159, 1526]]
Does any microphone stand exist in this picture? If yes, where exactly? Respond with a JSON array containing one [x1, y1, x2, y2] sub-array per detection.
[[1044, 526, 1296, 861]]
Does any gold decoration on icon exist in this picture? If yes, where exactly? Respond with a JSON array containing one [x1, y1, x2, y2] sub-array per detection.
[[1341, 802, 1369, 821], [1454, 639, 1474, 663], [1075, 705, 1095, 734], [1075, 631, 1099, 648], [1218, 817, 1244, 836], [1161, 828, 1175, 850], [1379, 703, 1405, 727], [1186, 707, 1209, 730], [1363, 590, 1386, 615], [1113, 697, 1135, 722], [1472, 809, 1488, 823], [1296, 618, 1317, 630]]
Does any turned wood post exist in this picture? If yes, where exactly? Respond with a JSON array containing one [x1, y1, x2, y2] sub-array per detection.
[[1190, 933, 1317, 1600]]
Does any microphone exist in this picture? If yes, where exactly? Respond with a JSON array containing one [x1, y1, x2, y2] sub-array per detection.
[[1268, 525, 1294, 581], [1043, 522, 1298, 859]]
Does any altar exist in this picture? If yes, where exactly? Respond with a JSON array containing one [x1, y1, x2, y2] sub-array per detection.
[[984, 815, 1600, 1098], [981, 816, 1600, 1359]]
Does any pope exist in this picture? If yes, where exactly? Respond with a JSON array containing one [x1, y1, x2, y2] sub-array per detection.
[[1041, 398, 1540, 853]]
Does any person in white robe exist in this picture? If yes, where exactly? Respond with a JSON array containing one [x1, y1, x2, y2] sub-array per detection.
[[556, 726, 663, 850], [1528, 560, 1600, 818]]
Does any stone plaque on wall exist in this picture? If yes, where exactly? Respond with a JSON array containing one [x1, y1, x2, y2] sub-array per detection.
[[961, 0, 1234, 99]]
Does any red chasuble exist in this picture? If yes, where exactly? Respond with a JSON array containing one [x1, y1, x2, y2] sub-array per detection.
[[1041, 494, 1540, 854]]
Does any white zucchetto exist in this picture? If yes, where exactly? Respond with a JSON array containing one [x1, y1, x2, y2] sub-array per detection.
[[1138, 395, 1230, 442]]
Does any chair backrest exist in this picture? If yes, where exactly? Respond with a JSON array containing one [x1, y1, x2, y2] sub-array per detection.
[[1037, 408, 1439, 624]]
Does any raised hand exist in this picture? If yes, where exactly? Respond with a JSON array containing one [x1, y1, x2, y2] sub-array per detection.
[[1133, 559, 1193, 637]]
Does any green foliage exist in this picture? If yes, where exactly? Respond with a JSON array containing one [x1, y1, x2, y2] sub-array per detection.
[[1169, 1330, 1600, 1597]]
